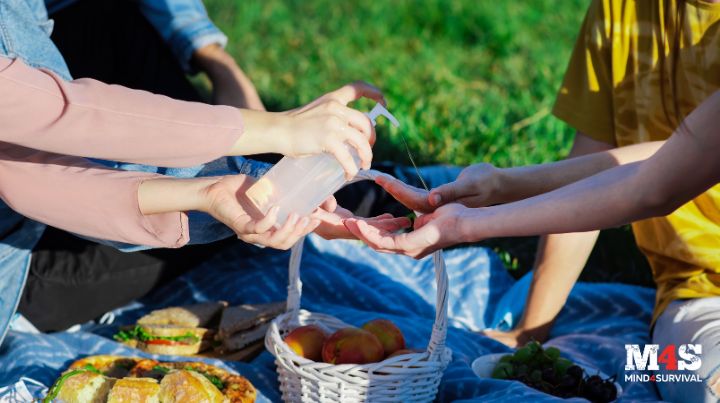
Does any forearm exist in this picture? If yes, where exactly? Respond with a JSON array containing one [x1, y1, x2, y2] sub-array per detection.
[[138, 177, 220, 215], [0, 56, 243, 167], [0, 146, 189, 247], [494, 141, 664, 203]]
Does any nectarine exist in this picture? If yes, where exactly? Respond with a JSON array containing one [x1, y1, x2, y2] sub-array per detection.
[[321, 328, 384, 364], [284, 325, 327, 361], [362, 319, 406, 357]]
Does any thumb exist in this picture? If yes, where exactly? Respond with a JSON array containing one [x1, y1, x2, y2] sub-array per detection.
[[429, 181, 466, 207]]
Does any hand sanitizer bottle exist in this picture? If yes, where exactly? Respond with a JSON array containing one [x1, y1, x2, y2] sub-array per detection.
[[245, 103, 400, 225]]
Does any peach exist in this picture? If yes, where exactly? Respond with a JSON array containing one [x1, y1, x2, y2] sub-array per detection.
[[361, 319, 406, 357], [284, 325, 327, 361], [388, 348, 422, 358], [321, 328, 384, 364]]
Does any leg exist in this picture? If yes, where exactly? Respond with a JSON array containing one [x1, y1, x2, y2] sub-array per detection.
[[18, 226, 232, 332], [653, 297, 720, 402]]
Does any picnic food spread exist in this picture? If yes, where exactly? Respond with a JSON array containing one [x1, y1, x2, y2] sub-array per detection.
[[491, 341, 618, 403], [113, 301, 284, 358], [43, 355, 256, 402], [283, 318, 412, 365]]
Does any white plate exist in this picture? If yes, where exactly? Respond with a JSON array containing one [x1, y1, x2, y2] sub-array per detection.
[[471, 353, 623, 399]]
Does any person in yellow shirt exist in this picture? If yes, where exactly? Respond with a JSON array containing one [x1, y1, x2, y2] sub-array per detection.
[[344, 0, 720, 401]]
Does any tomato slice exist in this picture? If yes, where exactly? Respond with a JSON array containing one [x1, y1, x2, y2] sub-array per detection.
[[145, 339, 178, 346]]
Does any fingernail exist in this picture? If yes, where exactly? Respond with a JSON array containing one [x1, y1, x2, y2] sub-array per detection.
[[431, 194, 442, 205]]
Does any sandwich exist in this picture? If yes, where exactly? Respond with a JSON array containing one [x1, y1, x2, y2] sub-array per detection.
[[114, 301, 226, 356], [106, 378, 160, 403], [216, 302, 285, 353], [115, 325, 210, 356]]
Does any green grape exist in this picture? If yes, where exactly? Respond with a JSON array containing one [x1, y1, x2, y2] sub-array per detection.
[[526, 341, 541, 355], [514, 346, 532, 363], [554, 358, 573, 376], [499, 354, 514, 364], [492, 362, 514, 379], [530, 369, 542, 382], [545, 347, 561, 361]]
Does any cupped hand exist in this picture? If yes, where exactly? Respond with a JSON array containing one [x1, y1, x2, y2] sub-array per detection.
[[202, 175, 320, 249], [428, 163, 501, 208], [343, 203, 474, 259], [313, 205, 411, 240], [374, 174, 434, 213], [281, 81, 387, 179]]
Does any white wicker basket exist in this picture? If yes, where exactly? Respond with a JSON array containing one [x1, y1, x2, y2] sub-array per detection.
[[265, 170, 452, 403]]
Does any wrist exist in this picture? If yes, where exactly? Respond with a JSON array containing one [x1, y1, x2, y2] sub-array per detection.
[[232, 110, 290, 155], [138, 177, 220, 215], [193, 44, 238, 79], [458, 207, 487, 243]]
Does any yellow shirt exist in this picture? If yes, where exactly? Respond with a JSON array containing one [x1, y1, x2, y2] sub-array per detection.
[[552, 0, 720, 323]]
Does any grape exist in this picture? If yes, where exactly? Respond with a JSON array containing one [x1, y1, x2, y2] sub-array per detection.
[[514, 346, 532, 363], [491, 362, 514, 379], [541, 367, 556, 384], [554, 358, 573, 376], [530, 369, 542, 382], [567, 365, 583, 381], [499, 355, 514, 364], [545, 347, 560, 360]]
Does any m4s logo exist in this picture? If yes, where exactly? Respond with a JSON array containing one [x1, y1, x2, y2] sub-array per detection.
[[625, 344, 702, 371]]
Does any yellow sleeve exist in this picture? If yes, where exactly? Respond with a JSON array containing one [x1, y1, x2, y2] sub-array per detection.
[[552, 0, 616, 145]]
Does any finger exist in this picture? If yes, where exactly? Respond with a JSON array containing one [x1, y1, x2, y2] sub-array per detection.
[[343, 129, 373, 170], [367, 217, 412, 231], [280, 216, 314, 250], [429, 181, 469, 207], [326, 140, 360, 180], [331, 81, 386, 106], [344, 219, 384, 250], [268, 213, 300, 247], [252, 205, 280, 233], [375, 176, 432, 212], [414, 212, 436, 229], [343, 107, 376, 145], [320, 196, 338, 212]]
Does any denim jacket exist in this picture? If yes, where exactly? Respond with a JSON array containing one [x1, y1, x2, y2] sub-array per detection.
[[0, 0, 269, 346]]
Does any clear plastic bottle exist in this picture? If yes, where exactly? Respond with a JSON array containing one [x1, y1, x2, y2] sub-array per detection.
[[245, 103, 400, 226]]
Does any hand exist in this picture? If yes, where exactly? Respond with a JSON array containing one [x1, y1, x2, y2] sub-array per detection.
[[374, 174, 434, 213], [193, 44, 266, 110], [344, 203, 475, 258], [280, 81, 386, 179], [313, 205, 411, 240], [236, 81, 386, 179], [202, 175, 320, 249], [428, 163, 501, 208]]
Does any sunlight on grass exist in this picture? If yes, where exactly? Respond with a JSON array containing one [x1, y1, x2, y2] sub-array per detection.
[[205, 0, 588, 167]]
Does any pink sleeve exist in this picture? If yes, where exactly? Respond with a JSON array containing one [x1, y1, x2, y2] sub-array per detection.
[[0, 144, 189, 248], [0, 56, 242, 168]]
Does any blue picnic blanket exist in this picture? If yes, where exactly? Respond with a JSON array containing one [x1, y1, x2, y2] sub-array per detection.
[[0, 233, 662, 402]]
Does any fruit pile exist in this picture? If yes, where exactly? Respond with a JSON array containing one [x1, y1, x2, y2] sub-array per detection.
[[283, 319, 418, 364], [491, 342, 618, 403]]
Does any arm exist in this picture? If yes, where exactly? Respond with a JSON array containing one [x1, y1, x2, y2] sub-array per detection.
[[0, 145, 319, 249], [134, 0, 265, 109], [347, 91, 720, 257], [485, 133, 611, 347], [1, 57, 382, 177]]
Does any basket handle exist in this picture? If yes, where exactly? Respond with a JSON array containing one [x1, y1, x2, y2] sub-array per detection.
[[284, 169, 449, 359]]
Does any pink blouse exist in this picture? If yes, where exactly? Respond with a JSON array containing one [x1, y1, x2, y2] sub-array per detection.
[[0, 57, 245, 248]]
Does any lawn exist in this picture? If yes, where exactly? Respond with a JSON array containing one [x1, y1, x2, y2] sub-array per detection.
[[203, 0, 653, 285], [204, 0, 588, 167]]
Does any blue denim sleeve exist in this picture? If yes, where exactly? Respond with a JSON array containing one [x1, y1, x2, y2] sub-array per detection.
[[136, 0, 228, 73]]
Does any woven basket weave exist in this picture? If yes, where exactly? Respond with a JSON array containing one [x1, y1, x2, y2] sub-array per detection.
[[265, 170, 452, 403]]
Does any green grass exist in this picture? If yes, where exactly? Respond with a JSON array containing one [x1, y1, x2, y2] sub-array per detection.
[[204, 0, 588, 167]]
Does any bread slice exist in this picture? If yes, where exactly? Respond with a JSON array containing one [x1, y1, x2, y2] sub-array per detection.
[[167, 362, 256, 403], [138, 301, 227, 328], [54, 371, 115, 403], [106, 378, 160, 403], [158, 370, 226, 403], [217, 302, 284, 339], [220, 323, 270, 353]]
